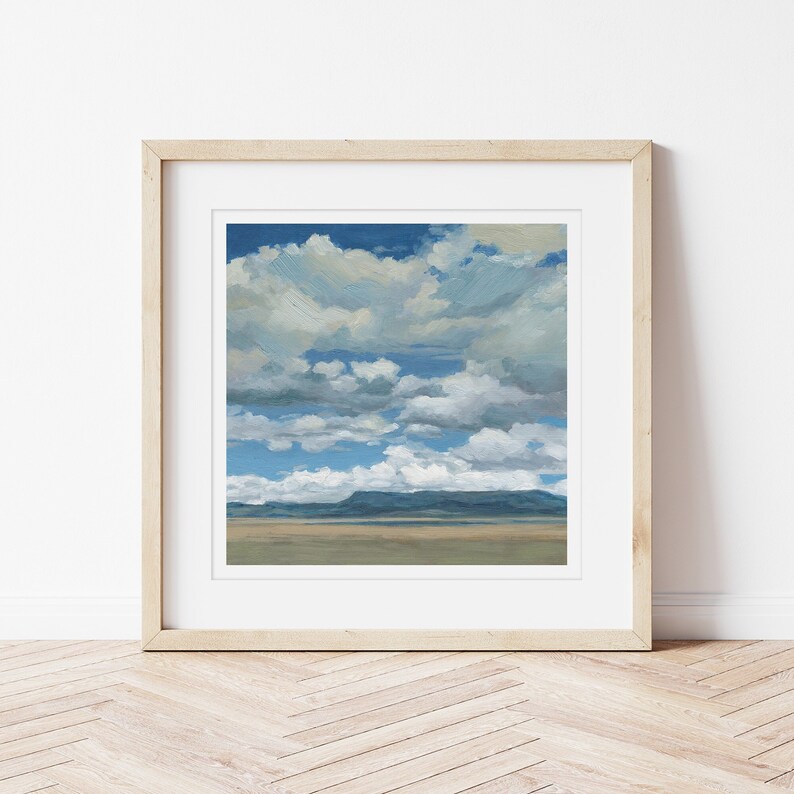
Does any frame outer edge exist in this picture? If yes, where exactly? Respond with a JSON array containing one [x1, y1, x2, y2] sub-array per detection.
[[142, 139, 650, 162], [631, 142, 653, 649], [144, 628, 649, 652], [142, 143, 163, 648], [142, 140, 653, 651]]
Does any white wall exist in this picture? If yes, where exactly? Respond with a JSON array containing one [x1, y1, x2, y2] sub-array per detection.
[[1, 1, 792, 640]]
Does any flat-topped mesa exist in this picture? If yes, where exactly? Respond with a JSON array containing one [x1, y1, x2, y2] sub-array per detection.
[[227, 489, 567, 519]]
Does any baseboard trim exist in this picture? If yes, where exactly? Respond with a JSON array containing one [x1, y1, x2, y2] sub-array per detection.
[[653, 593, 794, 640], [1, 594, 792, 641], [0, 596, 140, 640]]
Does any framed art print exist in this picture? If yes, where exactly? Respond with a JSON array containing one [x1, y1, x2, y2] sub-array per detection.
[[142, 140, 651, 650]]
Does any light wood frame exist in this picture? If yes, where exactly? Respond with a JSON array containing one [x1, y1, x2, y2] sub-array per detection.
[[142, 140, 652, 651]]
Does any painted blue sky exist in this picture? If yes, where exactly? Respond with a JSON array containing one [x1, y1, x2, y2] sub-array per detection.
[[226, 223, 567, 504]]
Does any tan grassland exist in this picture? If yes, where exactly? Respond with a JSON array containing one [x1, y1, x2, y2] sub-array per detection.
[[227, 517, 567, 565]]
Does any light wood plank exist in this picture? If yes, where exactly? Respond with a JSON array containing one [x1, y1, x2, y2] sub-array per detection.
[[388, 745, 543, 794], [290, 658, 518, 730], [0, 645, 138, 687], [253, 652, 340, 666], [742, 711, 794, 746], [53, 737, 213, 794], [0, 674, 123, 714], [509, 699, 782, 780], [0, 692, 112, 730], [753, 738, 794, 771], [4, 641, 791, 792], [684, 641, 760, 661], [90, 683, 302, 759], [145, 628, 650, 652], [510, 679, 762, 755], [136, 650, 314, 702], [288, 674, 523, 747], [0, 658, 134, 700], [82, 719, 283, 789], [522, 758, 678, 794], [299, 651, 455, 690], [0, 710, 99, 746], [202, 651, 324, 684], [145, 139, 650, 162], [730, 689, 794, 732], [698, 648, 794, 690], [36, 783, 81, 794], [713, 667, 794, 709], [280, 686, 529, 769], [0, 751, 70, 782], [44, 755, 223, 794], [302, 651, 402, 674], [768, 769, 794, 789], [511, 655, 741, 720], [631, 140, 653, 650], [513, 652, 729, 704], [0, 773, 57, 793], [531, 723, 777, 794], [692, 642, 794, 677], [520, 783, 575, 794], [275, 711, 534, 793], [461, 770, 551, 793], [0, 643, 116, 676], [141, 140, 162, 651], [0, 643, 84, 663], [296, 652, 506, 707], [299, 728, 541, 794], [114, 670, 299, 736], [0, 726, 90, 763], [576, 649, 714, 686]]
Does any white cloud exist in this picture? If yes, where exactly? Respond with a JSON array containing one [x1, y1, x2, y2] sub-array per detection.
[[229, 361, 563, 438], [404, 423, 443, 437], [312, 359, 345, 378], [227, 429, 566, 504], [425, 226, 477, 273], [227, 410, 398, 453], [456, 423, 566, 468], [402, 281, 449, 318], [398, 371, 532, 429], [350, 358, 401, 382], [227, 226, 567, 390], [226, 225, 569, 498]]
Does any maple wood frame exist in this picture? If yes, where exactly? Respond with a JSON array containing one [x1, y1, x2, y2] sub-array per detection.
[[142, 140, 652, 651]]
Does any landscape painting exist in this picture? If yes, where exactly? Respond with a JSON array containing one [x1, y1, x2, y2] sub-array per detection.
[[226, 223, 568, 565]]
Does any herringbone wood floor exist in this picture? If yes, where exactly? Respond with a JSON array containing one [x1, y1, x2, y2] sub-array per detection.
[[1, 642, 794, 791]]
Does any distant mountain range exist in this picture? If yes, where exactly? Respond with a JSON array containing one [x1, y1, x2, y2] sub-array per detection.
[[227, 490, 567, 519]]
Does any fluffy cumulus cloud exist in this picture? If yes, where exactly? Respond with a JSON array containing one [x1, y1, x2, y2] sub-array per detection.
[[227, 425, 567, 504], [397, 370, 563, 431], [227, 225, 567, 393], [226, 223, 568, 503], [227, 408, 398, 453]]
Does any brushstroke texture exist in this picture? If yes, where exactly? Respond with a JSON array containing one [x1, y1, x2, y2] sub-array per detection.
[[226, 223, 568, 507]]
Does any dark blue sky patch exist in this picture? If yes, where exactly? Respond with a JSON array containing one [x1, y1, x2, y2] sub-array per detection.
[[536, 249, 567, 268], [226, 224, 458, 262], [426, 265, 450, 281]]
